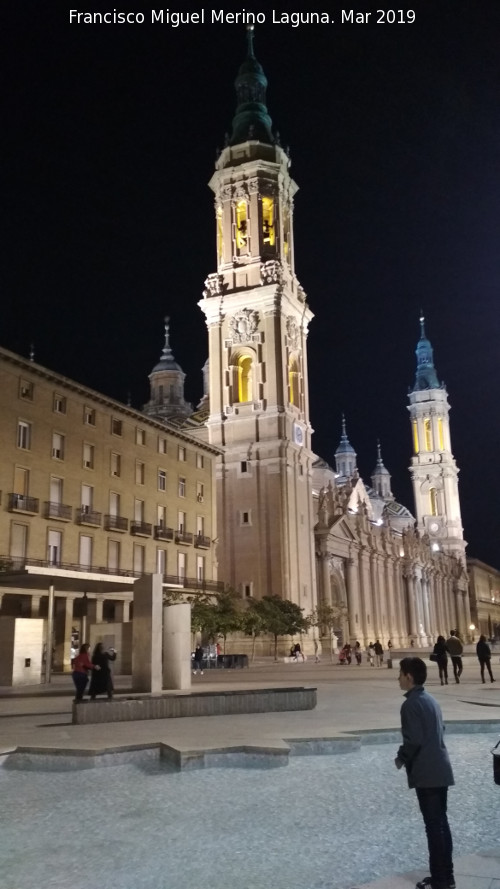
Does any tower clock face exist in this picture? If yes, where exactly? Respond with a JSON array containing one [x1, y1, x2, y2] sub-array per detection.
[[429, 521, 440, 534], [293, 423, 304, 446]]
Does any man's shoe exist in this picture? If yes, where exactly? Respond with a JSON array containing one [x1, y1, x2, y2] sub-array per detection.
[[415, 879, 456, 889]]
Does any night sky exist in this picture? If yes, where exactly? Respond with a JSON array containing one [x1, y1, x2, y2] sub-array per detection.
[[4, 2, 500, 564]]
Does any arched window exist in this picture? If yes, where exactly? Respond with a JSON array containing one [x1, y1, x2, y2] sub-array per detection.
[[429, 488, 438, 516], [235, 201, 248, 251], [412, 420, 419, 454], [289, 356, 300, 407], [237, 355, 253, 403], [424, 418, 432, 451], [262, 196, 275, 247], [437, 418, 444, 450], [217, 206, 223, 263]]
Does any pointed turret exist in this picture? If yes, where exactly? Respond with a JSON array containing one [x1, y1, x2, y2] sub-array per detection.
[[230, 26, 274, 146], [335, 415, 357, 478], [412, 314, 441, 392], [371, 440, 393, 500], [143, 317, 192, 421]]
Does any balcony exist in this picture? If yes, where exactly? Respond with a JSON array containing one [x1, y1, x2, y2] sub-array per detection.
[[195, 534, 211, 549], [131, 521, 152, 538], [43, 501, 72, 521], [154, 525, 174, 542], [104, 515, 128, 533], [175, 531, 193, 546], [8, 493, 39, 515], [75, 508, 102, 527], [162, 574, 224, 593]]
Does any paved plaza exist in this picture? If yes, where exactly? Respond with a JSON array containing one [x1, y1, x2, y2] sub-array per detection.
[[1, 654, 499, 889]]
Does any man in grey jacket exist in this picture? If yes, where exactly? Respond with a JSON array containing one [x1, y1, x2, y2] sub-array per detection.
[[395, 657, 455, 889], [445, 630, 464, 683]]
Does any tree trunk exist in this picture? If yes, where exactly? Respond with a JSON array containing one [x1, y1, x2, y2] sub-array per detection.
[[274, 635, 278, 662], [251, 633, 256, 663]]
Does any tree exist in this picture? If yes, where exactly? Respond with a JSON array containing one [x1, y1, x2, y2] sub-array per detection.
[[250, 595, 309, 662], [309, 602, 348, 662], [189, 589, 242, 653], [241, 608, 266, 663]]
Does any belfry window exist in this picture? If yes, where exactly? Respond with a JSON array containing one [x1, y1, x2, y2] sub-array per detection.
[[235, 201, 248, 251], [217, 206, 223, 263], [412, 420, 419, 454], [283, 207, 290, 262], [437, 418, 444, 450], [237, 355, 253, 403], [424, 418, 432, 451], [262, 196, 275, 247], [429, 488, 438, 516], [289, 357, 300, 407]]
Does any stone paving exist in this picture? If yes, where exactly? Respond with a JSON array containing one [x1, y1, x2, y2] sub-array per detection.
[[1, 655, 499, 888]]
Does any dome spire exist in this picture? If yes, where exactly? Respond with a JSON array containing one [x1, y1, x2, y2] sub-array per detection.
[[411, 312, 441, 392], [371, 439, 393, 499], [229, 26, 274, 146], [335, 414, 357, 478]]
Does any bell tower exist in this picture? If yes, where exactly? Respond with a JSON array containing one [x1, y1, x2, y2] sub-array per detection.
[[198, 28, 317, 607], [408, 316, 466, 563]]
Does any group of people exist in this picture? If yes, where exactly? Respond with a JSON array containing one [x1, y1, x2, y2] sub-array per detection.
[[431, 629, 495, 685], [71, 642, 117, 701], [339, 639, 389, 666]]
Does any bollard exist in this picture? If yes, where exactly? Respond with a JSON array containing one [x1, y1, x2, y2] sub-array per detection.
[[387, 658, 393, 669]]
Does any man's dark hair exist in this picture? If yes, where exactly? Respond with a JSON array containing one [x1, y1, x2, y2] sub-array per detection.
[[449, 629, 456, 637], [400, 656, 427, 685]]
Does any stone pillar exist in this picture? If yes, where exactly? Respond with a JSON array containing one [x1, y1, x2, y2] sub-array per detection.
[[392, 560, 406, 646], [31, 595, 42, 618], [54, 596, 74, 673], [44, 584, 55, 684], [421, 571, 432, 643], [87, 597, 103, 625], [132, 573, 163, 693], [114, 600, 131, 623], [345, 557, 359, 644], [406, 571, 419, 641], [370, 553, 382, 641], [357, 550, 369, 646], [163, 603, 191, 690]]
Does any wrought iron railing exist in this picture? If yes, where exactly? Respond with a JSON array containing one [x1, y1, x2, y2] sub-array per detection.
[[75, 508, 102, 526], [8, 493, 39, 513], [104, 515, 128, 532], [43, 501, 72, 520], [131, 521, 152, 537]]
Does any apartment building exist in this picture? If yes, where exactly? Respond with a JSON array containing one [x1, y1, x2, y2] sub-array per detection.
[[0, 346, 220, 669]]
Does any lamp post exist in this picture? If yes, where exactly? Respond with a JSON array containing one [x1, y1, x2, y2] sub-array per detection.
[[469, 623, 476, 644]]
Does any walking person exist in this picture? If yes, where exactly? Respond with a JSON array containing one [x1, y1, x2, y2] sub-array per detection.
[[88, 642, 116, 700], [192, 644, 204, 675], [445, 630, 463, 684], [367, 643, 375, 667], [374, 639, 384, 667], [313, 637, 320, 663], [432, 635, 449, 685], [476, 634, 495, 684], [395, 657, 455, 889], [72, 643, 99, 701], [354, 640, 362, 665]]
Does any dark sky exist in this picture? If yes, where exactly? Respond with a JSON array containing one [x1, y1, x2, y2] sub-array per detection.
[[4, 2, 500, 564]]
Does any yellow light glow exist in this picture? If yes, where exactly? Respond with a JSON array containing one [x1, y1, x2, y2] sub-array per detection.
[[237, 355, 253, 402], [235, 201, 247, 250], [217, 206, 223, 262], [289, 357, 299, 406], [438, 417, 444, 450], [262, 196, 275, 246], [424, 418, 432, 451], [429, 488, 438, 516], [412, 420, 419, 454]]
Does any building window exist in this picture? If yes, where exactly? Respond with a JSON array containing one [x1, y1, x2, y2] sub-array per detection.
[[83, 443, 94, 470], [109, 491, 120, 516], [178, 511, 186, 533], [135, 461, 145, 485], [47, 529, 62, 566], [158, 437, 167, 455], [424, 418, 432, 452], [52, 432, 65, 460], [156, 548, 166, 575], [196, 482, 204, 502], [50, 476, 63, 504], [79, 535, 93, 570], [412, 420, 419, 454], [178, 477, 186, 498], [237, 355, 253, 403], [19, 379, 33, 400], [134, 499, 144, 522], [17, 421, 31, 450], [53, 394, 66, 414], [136, 428, 146, 446], [243, 583, 253, 598], [196, 453, 204, 469], [158, 470, 167, 492], [437, 418, 444, 451], [240, 461, 248, 474], [133, 543, 145, 574], [177, 551, 186, 579], [10, 522, 28, 561], [14, 466, 29, 496], [110, 453, 121, 477], [84, 406, 96, 426], [196, 515, 204, 536], [196, 555, 205, 582], [429, 488, 438, 517], [111, 418, 123, 436], [157, 505, 167, 527], [178, 445, 186, 462], [288, 356, 300, 407], [240, 510, 251, 526], [81, 484, 93, 512], [108, 539, 120, 572]]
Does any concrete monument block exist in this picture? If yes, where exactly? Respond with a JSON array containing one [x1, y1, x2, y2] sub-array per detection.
[[163, 603, 191, 690], [131, 574, 162, 693], [0, 617, 44, 686]]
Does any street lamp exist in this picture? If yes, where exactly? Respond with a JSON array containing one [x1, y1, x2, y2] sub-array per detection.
[[469, 623, 476, 643]]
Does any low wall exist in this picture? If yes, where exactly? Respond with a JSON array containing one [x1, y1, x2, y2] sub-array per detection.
[[73, 686, 317, 725]]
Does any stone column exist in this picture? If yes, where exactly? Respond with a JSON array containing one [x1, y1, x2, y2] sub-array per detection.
[[406, 571, 419, 641], [31, 595, 42, 618], [163, 603, 191, 690], [114, 600, 131, 623], [370, 553, 382, 641], [44, 584, 55, 684], [54, 595, 74, 673], [132, 573, 163, 693], [345, 557, 359, 644], [87, 597, 103, 625], [421, 570, 432, 643], [357, 550, 369, 646]]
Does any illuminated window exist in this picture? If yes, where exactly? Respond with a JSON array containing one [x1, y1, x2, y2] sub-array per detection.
[[235, 200, 247, 251], [217, 206, 223, 262], [237, 355, 253, 403], [437, 418, 444, 450], [17, 421, 31, 450], [289, 357, 300, 406], [262, 196, 275, 246], [52, 432, 65, 460], [283, 207, 290, 261], [412, 420, 419, 454], [424, 418, 432, 451], [429, 488, 438, 516]]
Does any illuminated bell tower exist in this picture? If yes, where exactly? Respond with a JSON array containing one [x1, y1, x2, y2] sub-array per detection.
[[198, 28, 317, 608], [408, 316, 466, 563]]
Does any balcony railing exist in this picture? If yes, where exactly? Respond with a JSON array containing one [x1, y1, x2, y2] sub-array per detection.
[[162, 574, 224, 593], [154, 525, 174, 541], [75, 508, 102, 527], [43, 501, 72, 521], [175, 531, 193, 546], [104, 515, 128, 532], [195, 534, 211, 549], [8, 493, 39, 514], [131, 521, 152, 538]]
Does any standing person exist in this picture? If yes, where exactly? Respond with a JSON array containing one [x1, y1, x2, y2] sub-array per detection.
[[476, 634, 495, 684], [433, 635, 449, 686], [313, 637, 320, 663], [72, 643, 99, 702], [374, 639, 384, 667], [354, 640, 362, 665], [395, 657, 455, 889], [445, 630, 463, 684], [88, 642, 116, 700], [293, 641, 304, 662], [367, 643, 375, 667], [193, 644, 204, 675]]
